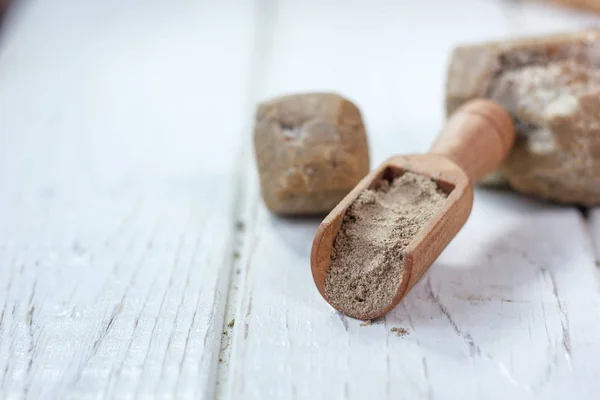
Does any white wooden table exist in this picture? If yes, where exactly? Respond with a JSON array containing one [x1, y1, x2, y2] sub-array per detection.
[[1, 0, 600, 399]]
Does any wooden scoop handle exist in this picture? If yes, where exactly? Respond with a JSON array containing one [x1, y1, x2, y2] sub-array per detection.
[[430, 99, 515, 182]]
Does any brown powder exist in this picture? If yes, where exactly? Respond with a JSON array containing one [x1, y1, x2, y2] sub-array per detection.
[[391, 327, 409, 337], [324, 172, 448, 319]]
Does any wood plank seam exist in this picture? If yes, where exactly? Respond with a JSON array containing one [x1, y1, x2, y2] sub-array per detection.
[[215, 1, 279, 398], [214, 161, 258, 398]]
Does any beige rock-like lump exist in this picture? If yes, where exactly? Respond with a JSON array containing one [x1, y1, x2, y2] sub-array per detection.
[[446, 30, 600, 205], [254, 93, 370, 215]]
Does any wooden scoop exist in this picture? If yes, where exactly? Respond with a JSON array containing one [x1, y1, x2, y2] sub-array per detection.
[[310, 99, 515, 320]]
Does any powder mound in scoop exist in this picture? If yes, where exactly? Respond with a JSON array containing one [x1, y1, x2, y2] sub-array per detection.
[[324, 172, 448, 319]]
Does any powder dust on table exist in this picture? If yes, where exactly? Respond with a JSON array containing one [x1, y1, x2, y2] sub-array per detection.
[[391, 327, 409, 337], [324, 172, 448, 319]]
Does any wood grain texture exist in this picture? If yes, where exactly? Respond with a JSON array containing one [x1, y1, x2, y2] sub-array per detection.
[[0, 0, 255, 398], [226, 0, 600, 399]]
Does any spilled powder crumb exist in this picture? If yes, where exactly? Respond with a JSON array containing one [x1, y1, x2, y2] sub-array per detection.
[[235, 221, 245, 232], [325, 172, 448, 319], [360, 320, 372, 327], [391, 327, 409, 337]]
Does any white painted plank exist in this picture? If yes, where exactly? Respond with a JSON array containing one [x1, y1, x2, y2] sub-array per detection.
[[227, 1, 600, 399], [0, 1, 255, 398]]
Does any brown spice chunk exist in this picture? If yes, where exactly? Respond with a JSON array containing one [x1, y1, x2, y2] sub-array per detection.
[[253, 93, 370, 215], [446, 30, 600, 205], [325, 172, 447, 320]]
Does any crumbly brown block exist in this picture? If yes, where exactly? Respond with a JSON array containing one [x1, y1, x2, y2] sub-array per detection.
[[446, 30, 600, 205], [253, 93, 370, 215]]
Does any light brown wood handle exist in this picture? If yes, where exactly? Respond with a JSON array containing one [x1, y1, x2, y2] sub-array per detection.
[[430, 99, 515, 182]]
